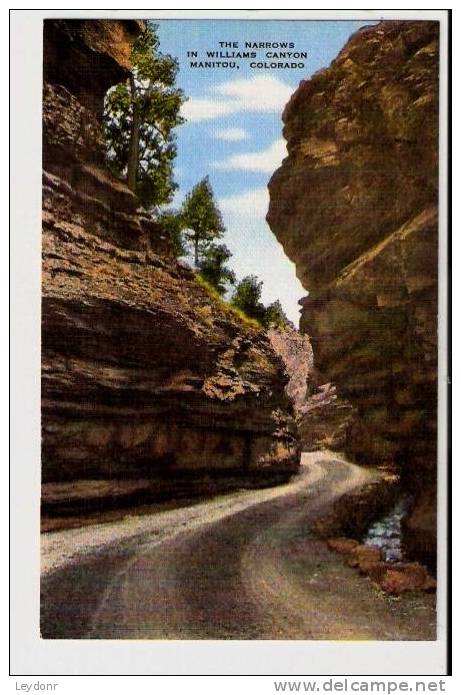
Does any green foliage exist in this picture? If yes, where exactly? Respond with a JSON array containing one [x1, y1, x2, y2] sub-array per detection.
[[231, 276, 290, 329], [263, 299, 290, 329], [194, 273, 225, 301], [194, 271, 289, 332], [181, 177, 226, 266], [155, 181, 230, 270], [198, 243, 236, 296], [231, 275, 266, 324], [194, 275, 262, 331], [103, 23, 186, 209], [156, 209, 186, 257]]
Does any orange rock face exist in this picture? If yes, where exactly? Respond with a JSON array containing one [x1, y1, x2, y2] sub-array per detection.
[[267, 20, 439, 569]]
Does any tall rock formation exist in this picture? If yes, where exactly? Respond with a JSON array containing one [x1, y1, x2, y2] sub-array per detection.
[[42, 20, 299, 504], [267, 20, 439, 568]]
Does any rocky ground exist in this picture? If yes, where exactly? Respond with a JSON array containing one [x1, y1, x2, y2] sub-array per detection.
[[41, 455, 323, 576]]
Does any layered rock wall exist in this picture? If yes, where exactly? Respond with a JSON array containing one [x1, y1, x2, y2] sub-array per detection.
[[42, 20, 299, 500], [267, 20, 439, 567]]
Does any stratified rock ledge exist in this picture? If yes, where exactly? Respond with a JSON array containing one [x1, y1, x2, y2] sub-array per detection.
[[41, 20, 300, 509]]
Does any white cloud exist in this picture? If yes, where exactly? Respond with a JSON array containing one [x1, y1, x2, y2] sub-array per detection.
[[219, 187, 269, 218], [217, 186, 305, 325], [182, 75, 293, 123], [213, 127, 248, 142], [182, 99, 237, 122], [214, 75, 293, 111], [212, 138, 287, 174]]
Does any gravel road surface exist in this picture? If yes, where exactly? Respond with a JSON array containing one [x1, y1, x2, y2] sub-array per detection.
[[41, 452, 436, 640]]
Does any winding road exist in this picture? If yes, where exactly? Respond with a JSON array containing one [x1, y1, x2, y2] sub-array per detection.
[[40, 452, 436, 641]]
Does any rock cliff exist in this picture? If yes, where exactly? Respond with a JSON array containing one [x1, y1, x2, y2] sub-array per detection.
[[268, 326, 355, 451], [42, 20, 299, 507], [267, 20, 439, 568]]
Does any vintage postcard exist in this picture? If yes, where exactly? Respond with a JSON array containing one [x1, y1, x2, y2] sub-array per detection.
[[11, 8, 450, 677]]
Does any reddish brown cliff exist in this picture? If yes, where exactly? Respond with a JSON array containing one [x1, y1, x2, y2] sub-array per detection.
[[42, 20, 299, 509], [267, 20, 439, 568]]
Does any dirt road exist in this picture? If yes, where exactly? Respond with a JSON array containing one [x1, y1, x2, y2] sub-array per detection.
[[40, 452, 436, 640]]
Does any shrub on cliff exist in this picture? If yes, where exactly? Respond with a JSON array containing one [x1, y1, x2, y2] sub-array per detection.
[[263, 299, 291, 329], [231, 276, 290, 329], [231, 275, 266, 324], [197, 243, 236, 296]]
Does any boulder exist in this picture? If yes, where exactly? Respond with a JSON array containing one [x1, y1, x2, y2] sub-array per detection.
[[347, 544, 383, 568], [379, 562, 437, 594], [327, 537, 359, 554]]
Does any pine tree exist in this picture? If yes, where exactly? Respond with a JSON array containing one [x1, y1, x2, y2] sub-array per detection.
[[103, 23, 185, 209], [181, 177, 226, 267]]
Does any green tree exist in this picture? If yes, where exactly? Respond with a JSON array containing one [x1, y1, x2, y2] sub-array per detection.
[[231, 276, 290, 328], [198, 243, 236, 295], [103, 23, 185, 209], [156, 209, 186, 257], [231, 275, 266, 323], [181, 177, 226, 266], [262, 299, 290, 329]]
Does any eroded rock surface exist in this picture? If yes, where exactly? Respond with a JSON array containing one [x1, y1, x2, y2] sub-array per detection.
[[267, 20, 439, 568], [42, 20, 299, 502], [268, 326, 356, 452]]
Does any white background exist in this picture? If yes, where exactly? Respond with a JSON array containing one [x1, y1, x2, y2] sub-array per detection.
[[6, 0, 457, 689]]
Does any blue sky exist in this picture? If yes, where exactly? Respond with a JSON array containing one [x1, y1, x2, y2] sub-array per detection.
[[156, 20, 374, 325]]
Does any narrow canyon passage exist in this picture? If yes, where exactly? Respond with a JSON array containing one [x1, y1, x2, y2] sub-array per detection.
[[38, 18, 441, 649], [41, 453, 435, 641]]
